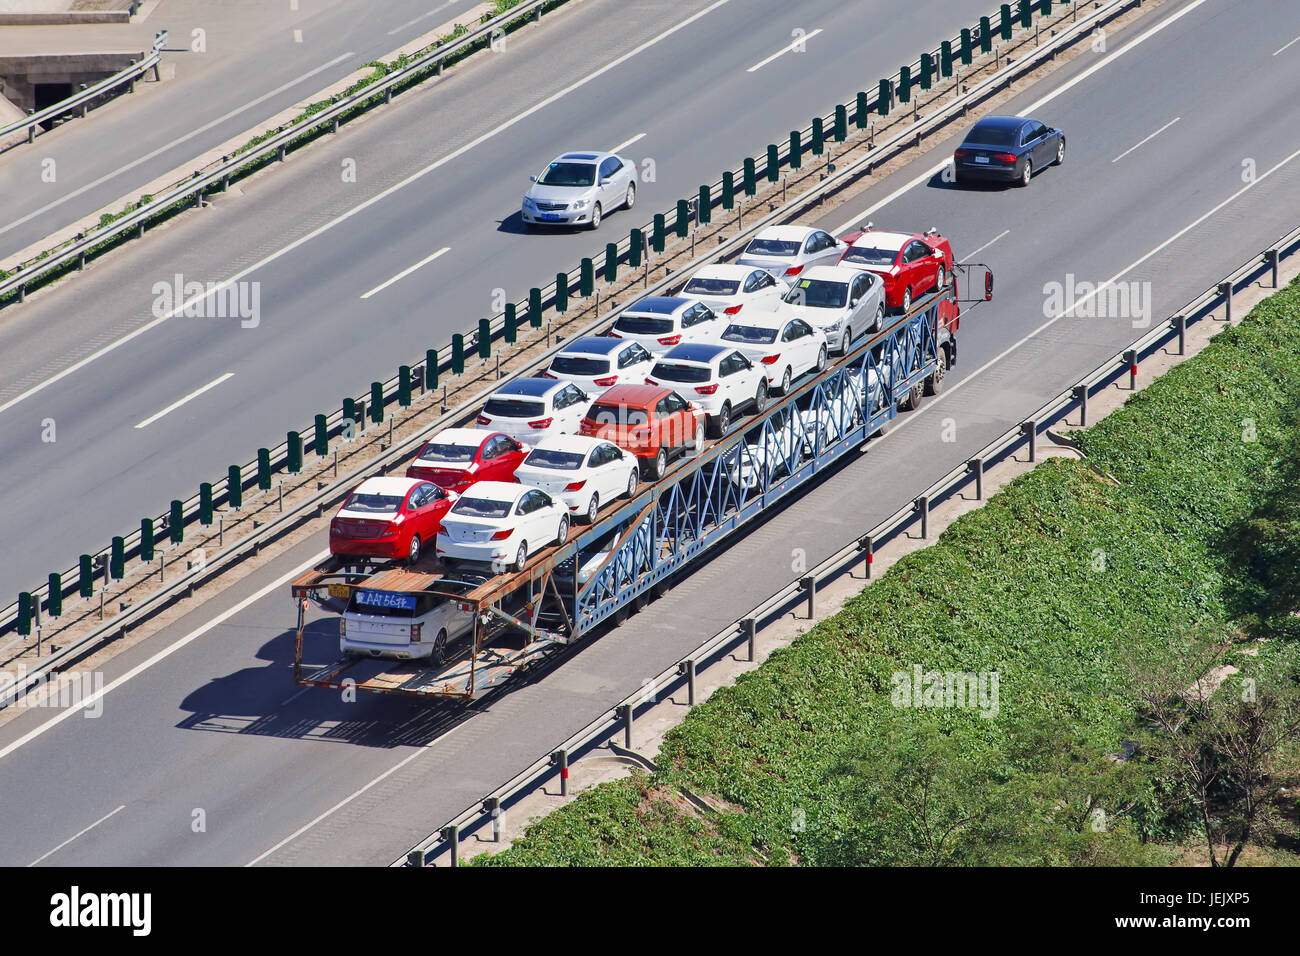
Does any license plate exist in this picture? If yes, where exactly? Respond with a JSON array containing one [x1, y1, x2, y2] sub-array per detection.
[[974, 156, 989, 164], [328, 583, 351, 599], [541, 213, 562, 221]]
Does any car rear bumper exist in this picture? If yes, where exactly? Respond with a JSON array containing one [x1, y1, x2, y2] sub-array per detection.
[[341, 637, 431, 661], [955, 162, 1020, 182], [436, 539, 510, 563], [330, 536, 403, 559]]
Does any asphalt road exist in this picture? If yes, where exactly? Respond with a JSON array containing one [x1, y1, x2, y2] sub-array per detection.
[[0, 0, 995, 601], [1, 0, 1299, 866], [0, 0, 547, 259]]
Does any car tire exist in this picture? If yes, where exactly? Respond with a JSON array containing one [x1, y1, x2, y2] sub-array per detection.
[[407, 534, 422, 564], [513, 542, 528, 573], [709, 403, 732, 439], [650, 448, 668, 480], [584, 494, 599, 524], [899, 380, 924, 411], [839, 329, 851, 355], [691, 420, 705, 454], [1018, 158, 1032, 187], [873, 303, 885, 333], [924, 344, 949, 396], [589, 202, 603, 229], [815, 345, 827, 373], [556, 514, 569, 544], [901, 288, 912, 314], [624, 469, 638, 498], [777, 366, 792, 395], [1054, 138, 1065, 166], [624, 182, 636, 210], [430, 628, 449, 666], [933, 265, 945, 294], [754, 380, 769, 415]]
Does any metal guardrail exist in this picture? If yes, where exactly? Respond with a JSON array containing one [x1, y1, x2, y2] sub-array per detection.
[[0, 0, 1152, 690], [0, 31, 167, 145], [395, 222, 1300, 867]]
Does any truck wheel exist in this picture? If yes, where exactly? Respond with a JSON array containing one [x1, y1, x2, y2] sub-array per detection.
[[430, 628, 449, 666], [899, 381, 924, 411], [924, 345, 949, 396]]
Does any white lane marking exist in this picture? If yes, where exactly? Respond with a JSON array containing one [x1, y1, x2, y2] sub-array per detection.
[[610, 132, 646, 155], [1273, 34, 1300, 55], [0, 0, 736, 421], [878, 143, 1300, 443], [133, 372, 235, 429], [293, 29, 304, 43], [965, 229, 1009, 259], [0, 53, 356, 240], [0, 550, 328, 764], [1111, 116, 1180, 163], [27, 805, 126, 867], [360, 246, 451, 299], [747, 28, 823, 72], [830, 0, 1213, 236], [388, 0, 459, 36]]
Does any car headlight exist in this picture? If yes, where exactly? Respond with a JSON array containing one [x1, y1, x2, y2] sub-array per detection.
[[825, 319, 843, 332], [570, 199, 589, 210], [522, 197, 536, 208]]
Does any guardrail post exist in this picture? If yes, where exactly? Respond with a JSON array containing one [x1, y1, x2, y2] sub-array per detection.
[[915, 495, 929, 539], [440, 826, 459, 867], [1124, 350, 1137, 389], [743, 617, 756, 661], [722, 171, 735, 209], [961, 28, 973, 65], [1022, 420, 1038, 460], [18, 592, 33, 636], [941, 40, 953, 77], [878, 79, 890, 116], [579, 258, 594, 297], [811, 117, 824, 155], [477, 319, 491, 360], [370, 382, 384, 422], [528, 288, 543, 327], [111, 536, 125, 578], [1020, 0, 1032, 27], [1000, 4, 1013, 39], [258, 447, 272, 489], [48, 574, 62, 617], [1073, 384, 1088, 426], [854, 91, 868, 128], [697, 185, 711, 224], [898, 65, 911, 103], [407, 849, 425, 868], [619, 703, 634, 748], [652, 214, 666, 252], [678, 659, 697, 705], [342, 397, 358, 432], [1266, 249, 1280, 287], [1172, 315, 1186, 355], [920, 53, 933, 91], [859, 534, 874, 577], [26, 109, 36, 144], [314, 414, 329, 456], [551, 748, 569, 796], [1217, 281, 1232, 322], [766, 143, 780, 181], [968, 458, 984, 499], [80, 554, 94, 597], [504, 303, 518, 344], [980, 16, 993, 52], [800, 576, 816, 617], [484, 797, 502, 842], [788, 130, 802, 170], [200, 482, 214, 524], [288, 431, 303, 473], [675, 199, 690, 238], [228, 466, 243, 510], [170, 500, 184, 544], [399, 365, 412, 406], [141, 518, 155, 563], [834, 104, 847, 142], [555, 274, 569, 313], [604, 242, 618, 283], [629, 229, 644, 268]]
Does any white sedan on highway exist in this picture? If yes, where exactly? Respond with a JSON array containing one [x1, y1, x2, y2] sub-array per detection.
[[644, 342, 769, 437], [735, 225, 847, 280], [521, 151, 637, 230], [609, 295, 725, 355], [717, 313, 828, 395], [513, 435, 641, 524], [544, 335, 656, 396], [778, 265, 886, 355], [435, 481, 569, 573], [678, 264, 789, 318]]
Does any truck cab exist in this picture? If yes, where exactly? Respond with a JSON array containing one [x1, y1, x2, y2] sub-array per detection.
[[340, 587, 474, 664]]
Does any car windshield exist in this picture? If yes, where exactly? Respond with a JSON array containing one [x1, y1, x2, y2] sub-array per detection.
[[588, 405, 650, 427], [537, 162, 597, 187], [524, 449, 585, 470], [451, 496, 512, 518], [721, 324, 778, 345], [841, 245, 897, 266], [484, 398, 545, 418], [784, 279, 848, 309], [614, 315, 674, 335], [683, 277, 740, 296], [652, 362, 711, 384], [551, 356, 610, 376], [343, 493, 403, 514], [966, 123, 1019, 148], [416, 442, 477, 464], [744, 238, 801, 256]]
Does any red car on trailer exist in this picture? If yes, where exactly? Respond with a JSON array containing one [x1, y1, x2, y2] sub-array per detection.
[[838, 225, 955, 313], [406, 428, 526, 493], [329, 476, 457, 564]]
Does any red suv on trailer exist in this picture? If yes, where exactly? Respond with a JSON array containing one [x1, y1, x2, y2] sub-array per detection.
[[578, 384, 706, 480]]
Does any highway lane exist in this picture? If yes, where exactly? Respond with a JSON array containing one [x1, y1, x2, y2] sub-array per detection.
[[1, 0, 1297, 866], [0, 0, 996, 600], [0, 0, 541, 259]]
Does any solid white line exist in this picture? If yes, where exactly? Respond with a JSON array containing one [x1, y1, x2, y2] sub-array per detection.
[[0, 550, 329, 765], [1273, 34, 1300, 55], [27, 804, 126, 867], [133, 372, 235, 429], [0, 0, 737, 421], [360, 247, 450, 299], [830, 0, 1213, 236], [1111, 116, 1180, 163], [388, 0, 459, 36], [0, 53, 357, 240], [610, 132, 646, 155], [747, 28, 823, 72], [965, 229, 1010, 259]]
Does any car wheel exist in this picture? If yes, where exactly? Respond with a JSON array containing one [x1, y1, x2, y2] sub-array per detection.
[[624, 469, 638, 498], [650, 447, 668, 479], [754, 380, 769, 414], [1018, 158, 1032, 187], [778, 366, 792, 395], [933, 265, 945, 294], [589, 202, 603, 229], [430, 628, 449, 666], [584, 494, 599, 524], [691, 420, 705, 453], [874, 303, 885, 333], [624, 182, 636, 210], [555, 514, 569, 544], [709, 403, 732, 439], [839, 329, 851, 355], [1055, 138, 1065, 166], [899, 379, 924, 411], [815, 345, 827, 373], [901, 288, 912, 314], [513, 542, 528, 573], [924, 344, 949, 396], [407, 534, 422, 564]]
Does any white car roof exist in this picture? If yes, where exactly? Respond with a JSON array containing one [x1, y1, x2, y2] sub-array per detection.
[[689, 263, 760, 280], [458, 480, 525, 502], [424, 427, 489, 447], [799, 265, 863, 282], [756, 224, 820, 241], [850, 230, 910, 251], [528, 434, 609, 456], [354, 476, 422, 496]]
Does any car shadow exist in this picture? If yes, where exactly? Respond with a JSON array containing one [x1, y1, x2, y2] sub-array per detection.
[[497, 211, 588, 236], [926, 170, 1005, 191]]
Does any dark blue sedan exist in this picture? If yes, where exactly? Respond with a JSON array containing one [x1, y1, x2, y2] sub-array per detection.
[[953, 115, 1065, 187]]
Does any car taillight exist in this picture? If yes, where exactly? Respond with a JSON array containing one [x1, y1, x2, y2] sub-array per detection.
[[491, 529, 513, 540], [528, 418, 554, 429], [993, 153, 1017, 162], [784, 265, 803, 276], [644, 377, 658, 385], [954, 149, 970, 159], [540, 371, 557, 379], [565, 480, 587, 491], [657, 334, 681, 345], [339, 618, 346, 637], [607, 330, 622, 337], [760, 355, 780, 365], [476, 414, 490, 425], [593, 375, 618, 386], [411, 622, 422, 642], [695, 383, 719, 394], [380, 523, 397, 537], [724, 305, 743, 315]]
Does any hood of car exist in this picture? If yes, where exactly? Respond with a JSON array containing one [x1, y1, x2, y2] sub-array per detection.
[[525, 183, 596, 204]]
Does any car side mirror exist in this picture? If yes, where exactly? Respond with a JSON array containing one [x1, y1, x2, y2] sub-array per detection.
[[529, 175, 537, 182], [600, 177, 611, 186], [984, 273, 994, 301]]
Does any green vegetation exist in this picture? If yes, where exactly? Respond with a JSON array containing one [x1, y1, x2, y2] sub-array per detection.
[[478, 278, 1300, 866]]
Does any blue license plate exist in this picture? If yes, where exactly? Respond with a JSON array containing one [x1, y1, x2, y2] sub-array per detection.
[[541, 213, 562, 221]]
